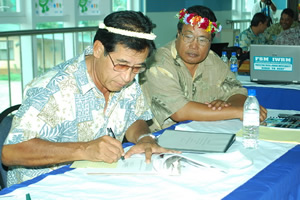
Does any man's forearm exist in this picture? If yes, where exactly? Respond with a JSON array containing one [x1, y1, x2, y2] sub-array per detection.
[[171, 101, 243, 122], [270, 2, 277, 12], [2, 138, 85, 167], [227, 94, 247, 107]]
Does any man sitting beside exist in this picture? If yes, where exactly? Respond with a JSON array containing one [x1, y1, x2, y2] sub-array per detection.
[[140, 5, 267, 131]]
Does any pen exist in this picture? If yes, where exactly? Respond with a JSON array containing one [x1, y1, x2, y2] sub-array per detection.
[[107, 128, 125, 160], [26, 193, 31, 200]]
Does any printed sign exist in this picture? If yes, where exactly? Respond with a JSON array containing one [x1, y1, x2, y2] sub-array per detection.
[[253, 56, 293, 72], [79, 0, 101, 16], [35, 0, 63, 16]]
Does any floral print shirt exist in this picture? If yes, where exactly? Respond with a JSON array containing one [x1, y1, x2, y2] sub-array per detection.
[[239, 27, 267, 52], [264, 21, 299, 44], [5, 46, 152, 187], [275, 26, 300, 45]]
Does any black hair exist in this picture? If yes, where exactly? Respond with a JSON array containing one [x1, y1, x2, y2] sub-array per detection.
[[281, 8, 294, 19], [177, 5, 217, 39], [93, 11, 156, 57], [251, 12, 268, 27]]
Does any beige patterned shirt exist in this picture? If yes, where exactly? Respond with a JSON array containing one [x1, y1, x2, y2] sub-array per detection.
[[140, 40, 247, 131]]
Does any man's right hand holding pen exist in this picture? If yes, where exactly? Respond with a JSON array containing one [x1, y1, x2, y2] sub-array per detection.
[[83, 120, 180, 164], [107, 127, 125, 160], [82, 134, 125, 163]]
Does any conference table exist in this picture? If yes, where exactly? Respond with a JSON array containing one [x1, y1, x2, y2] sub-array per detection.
[[0, 109, 300, 200]]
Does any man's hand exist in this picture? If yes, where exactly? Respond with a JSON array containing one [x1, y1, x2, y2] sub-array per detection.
[[83, 135, 124, 163], [124, 136, 180, 163], [265, 0, 272, 6], [206, 100, 231, 110], [259, 105, 268, 122]]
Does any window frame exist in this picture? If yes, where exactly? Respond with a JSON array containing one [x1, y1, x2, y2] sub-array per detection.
[[0, 40, 15, 60], [0, 0, 24, 17]]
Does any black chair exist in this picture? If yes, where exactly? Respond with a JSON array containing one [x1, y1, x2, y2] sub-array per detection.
[[0, 104, 21, 189], [210, 42, 229, 57]]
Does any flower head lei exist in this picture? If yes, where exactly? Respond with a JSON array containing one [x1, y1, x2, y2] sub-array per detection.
[[99, 23, 156, 40], [176, 8, 222, 33]]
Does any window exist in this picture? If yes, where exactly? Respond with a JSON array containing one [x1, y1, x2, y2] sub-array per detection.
[[112, 0, 128, 11], [0, 0, 21, 13], [0, 40, 14, 60], [36, 22, 64, 29], [78, 20, 99, 27], [244, 0, 256, 13], [1, 24, 19, 31], [232, 0, 257, 19]]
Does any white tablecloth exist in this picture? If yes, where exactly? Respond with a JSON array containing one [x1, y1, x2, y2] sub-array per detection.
[[0, 110, 297, 200]]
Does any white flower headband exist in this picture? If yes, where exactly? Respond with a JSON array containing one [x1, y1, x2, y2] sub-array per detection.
[[99, 22, 157, 40]]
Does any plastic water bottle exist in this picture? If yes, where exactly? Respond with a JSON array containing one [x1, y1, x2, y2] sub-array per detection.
[[242, 89, 260, 149], [229, 52, 238, 76], [234, 35, 240, 47], [221, 51, 228, 66]]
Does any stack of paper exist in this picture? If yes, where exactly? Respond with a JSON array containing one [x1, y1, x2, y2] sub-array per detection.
[[236, 126, 300, 144]]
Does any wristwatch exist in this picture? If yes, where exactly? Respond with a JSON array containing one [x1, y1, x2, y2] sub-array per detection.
[[137, 133, 156, 142]]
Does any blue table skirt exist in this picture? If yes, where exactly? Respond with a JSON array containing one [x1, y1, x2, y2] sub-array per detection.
[[244, 86, 300, 111], [223, 145, 300, 200]]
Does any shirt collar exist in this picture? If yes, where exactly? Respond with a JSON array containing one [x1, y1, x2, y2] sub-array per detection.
[[75, 46, 97, 95]]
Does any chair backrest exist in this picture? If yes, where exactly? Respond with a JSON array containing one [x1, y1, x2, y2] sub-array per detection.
[[0, 104, 21, 189], [210, 42, 229, 57]]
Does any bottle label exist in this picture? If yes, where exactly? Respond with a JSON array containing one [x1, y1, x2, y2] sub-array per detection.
[[243, 112, 259, 126], [230, 64, 238, 72]]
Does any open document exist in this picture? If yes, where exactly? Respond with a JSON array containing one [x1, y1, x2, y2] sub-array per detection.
[[70, 153, 181, 175], [70, 151, 252, 175]]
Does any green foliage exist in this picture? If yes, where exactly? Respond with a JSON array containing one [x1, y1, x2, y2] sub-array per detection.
[[0, 73, 21, 81], [36, 22, 64, 29]]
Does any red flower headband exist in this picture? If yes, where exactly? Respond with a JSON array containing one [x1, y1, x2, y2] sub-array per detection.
[[177, 8, 222, 33]]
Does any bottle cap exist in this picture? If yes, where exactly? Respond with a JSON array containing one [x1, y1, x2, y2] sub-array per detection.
[[222, 51, 227, 55], [235, 35, 239, 38], [248, 89, 256, 96], [231, 52, 236, 56]]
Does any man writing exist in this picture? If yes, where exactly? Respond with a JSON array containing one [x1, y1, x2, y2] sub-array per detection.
[[2, 11, 176, 187], [140, 5, 267, 131]]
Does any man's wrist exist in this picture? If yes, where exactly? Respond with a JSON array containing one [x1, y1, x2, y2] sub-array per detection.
[[137, 133, 156, 143]]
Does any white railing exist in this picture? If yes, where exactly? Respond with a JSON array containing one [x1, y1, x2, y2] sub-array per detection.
[[0, 27, 97, 112], [226, 19, 251, 33]]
